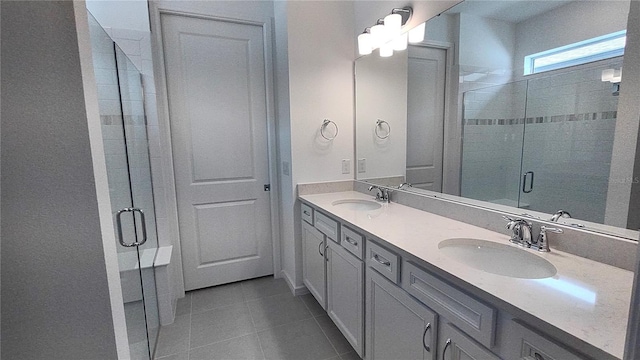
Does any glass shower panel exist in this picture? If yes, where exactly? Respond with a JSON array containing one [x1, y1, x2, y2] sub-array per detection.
[[115, 45, 160, 359], [520, 60, 622, 223], [87, 13, 150, 360], [461, 81, 528, 208]]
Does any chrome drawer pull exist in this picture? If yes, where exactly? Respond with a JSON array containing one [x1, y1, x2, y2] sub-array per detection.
[[442, 338, 451, 360], [373, 254, 391, 266], [345, 236, 358, 246], [422, 323, 432, 352], [303, 210, 311, 216]]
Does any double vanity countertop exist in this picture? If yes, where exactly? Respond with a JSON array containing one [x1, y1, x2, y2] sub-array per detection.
[[299, 190, 634, 359]]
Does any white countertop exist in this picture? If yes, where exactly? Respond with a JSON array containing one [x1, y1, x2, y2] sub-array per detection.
[[300, 191, 634, 359]]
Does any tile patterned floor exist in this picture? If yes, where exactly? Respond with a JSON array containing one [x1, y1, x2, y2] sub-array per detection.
[[154, 276, 361, 360]]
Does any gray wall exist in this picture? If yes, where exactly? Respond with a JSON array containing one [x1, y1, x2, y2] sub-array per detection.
[[1, 2, 118, 358]]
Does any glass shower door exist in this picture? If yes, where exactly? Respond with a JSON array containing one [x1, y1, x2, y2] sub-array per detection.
[[460, 81, 528, 208], [88, 11, 159, 360], [115, 44, 160, 359], [519, 62, 621, 223]]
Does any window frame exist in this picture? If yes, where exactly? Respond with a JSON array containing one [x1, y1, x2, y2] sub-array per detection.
[[523, 30, 626, 75]]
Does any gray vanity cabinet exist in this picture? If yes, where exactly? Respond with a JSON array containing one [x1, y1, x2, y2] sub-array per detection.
[[439, 323, 501, 360], [327, 239, 364, 357], [366, 268, 438, 360], [302, 221, 327, 309]]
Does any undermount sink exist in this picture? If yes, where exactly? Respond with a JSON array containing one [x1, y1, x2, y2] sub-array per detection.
[[331, 199, 382, 211], [438, 238, 557, 279]]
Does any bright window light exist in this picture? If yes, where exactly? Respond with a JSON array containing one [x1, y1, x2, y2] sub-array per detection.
[[524, 30, 626, 75]]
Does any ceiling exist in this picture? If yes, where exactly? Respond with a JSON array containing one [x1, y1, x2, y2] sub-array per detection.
[[443, 0, 573, 23]]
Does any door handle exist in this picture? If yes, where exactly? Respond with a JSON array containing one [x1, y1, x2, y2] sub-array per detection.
[[442, 338, 451, 360], [318, 241, 324, 257], [116, 207, 147, 247], [522, 171, 534, 193], [422, 322, 432, 352]]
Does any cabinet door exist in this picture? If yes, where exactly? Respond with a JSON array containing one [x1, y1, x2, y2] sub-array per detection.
[[327, 240, 364, 357], [302, 221, 326, 309], [366, 268, 437, 360], [439, 323, 500, 360]]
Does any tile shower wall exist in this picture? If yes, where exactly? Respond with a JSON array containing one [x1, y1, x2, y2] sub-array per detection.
[[461, 59, 621, 223], [461, 82, 526, 206], [520, 60, 622, 223]]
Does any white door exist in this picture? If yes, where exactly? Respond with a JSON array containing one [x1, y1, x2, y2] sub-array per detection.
[[406, 46, 446, 191], [160, 14, 273, 290]]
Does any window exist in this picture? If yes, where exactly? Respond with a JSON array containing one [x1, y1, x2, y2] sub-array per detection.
[[524, 30, 626, 75]]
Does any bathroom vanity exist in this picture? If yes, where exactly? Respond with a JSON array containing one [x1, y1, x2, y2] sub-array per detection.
[[299, 190, 632, 360]]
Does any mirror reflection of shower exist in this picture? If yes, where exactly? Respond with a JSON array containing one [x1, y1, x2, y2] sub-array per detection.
[[460, 59, 622, 225]]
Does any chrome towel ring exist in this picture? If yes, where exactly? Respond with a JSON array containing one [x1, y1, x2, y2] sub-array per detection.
[[321, 119, 338, 140], [375, 119, 391, 139]]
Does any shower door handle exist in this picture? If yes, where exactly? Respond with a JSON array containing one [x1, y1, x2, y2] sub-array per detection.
[[116, 207, 148, 247], [522, 171, 534, 193]]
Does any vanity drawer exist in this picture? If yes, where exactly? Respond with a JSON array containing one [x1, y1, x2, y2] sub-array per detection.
[[366, 241, 400, 284], [504, 321, 583, 360], [301, 203, 314, 225], [341, 226, 364, 260], [314, 211, 340, 242], [402, 261, 496, 348]]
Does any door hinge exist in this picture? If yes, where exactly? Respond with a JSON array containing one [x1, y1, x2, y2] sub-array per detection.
[[264, 184, 270, 192]]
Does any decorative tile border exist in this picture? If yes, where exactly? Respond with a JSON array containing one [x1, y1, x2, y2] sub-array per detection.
[[464, 111, 617, 126], [100, 115, 147, 126]]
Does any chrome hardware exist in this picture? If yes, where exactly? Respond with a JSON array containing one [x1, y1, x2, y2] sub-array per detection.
[[368, 185, 391, 203], [442, 338, 451, 360], [373, 254, 391, 266], [318, 241, 324, 257], [320, 119, 338, 140], [264, 184, 270, 191], [303, 210, 311, 216], [531, 226, 563, 252], [345, 236, 358, 246], [522, 171, 534, 193], [503, 216, 532, 247], [550, 210, 571, 222], [375, 119, 391, 139], [422, 323, 432, 352], [116, 207, 147, 247], [398, 182, 413, 190]]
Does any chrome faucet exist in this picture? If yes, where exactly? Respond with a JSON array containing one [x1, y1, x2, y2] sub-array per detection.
[[398, 182, 413, 190], [368, 185, 390, 203], [503, 216, 533, 247], [550, 210, 571, 222], [531, 226, 563, 252]]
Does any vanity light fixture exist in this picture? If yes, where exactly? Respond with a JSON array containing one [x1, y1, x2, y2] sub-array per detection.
[[357, 7, 415, 57], [601, 67, 622, 95], [408, 22, 426, 43]]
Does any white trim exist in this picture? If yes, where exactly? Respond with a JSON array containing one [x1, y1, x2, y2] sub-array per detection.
[[148, 5, 282, 294], [281, 270, 310, 296]]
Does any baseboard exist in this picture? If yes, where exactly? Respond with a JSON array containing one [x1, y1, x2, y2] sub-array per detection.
[[280, 270, 309, 296]]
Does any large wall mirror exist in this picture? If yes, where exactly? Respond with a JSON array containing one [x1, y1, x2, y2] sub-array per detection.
[[355, 0, 640, 240]]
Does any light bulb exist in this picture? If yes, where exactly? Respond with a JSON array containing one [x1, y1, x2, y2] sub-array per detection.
[[408, 22, 426, 43], [384, 13, 402, 37], [380, 42, 393, 57], [393, 33, 408, 51], [370, 24, 386, 48], [358, 32, 373, 55]]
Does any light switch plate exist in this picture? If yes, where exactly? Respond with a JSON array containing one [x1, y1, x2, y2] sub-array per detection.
[[342, 159, 351, 174], [282, 161, 290, 176], [358, 158, 366, 173]]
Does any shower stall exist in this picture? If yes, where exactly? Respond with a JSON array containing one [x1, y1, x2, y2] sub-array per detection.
[[88, 11, 160, 359], [461, 59, 622, 224]]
